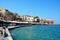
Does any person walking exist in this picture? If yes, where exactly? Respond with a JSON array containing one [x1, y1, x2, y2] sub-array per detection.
[[1, 26, 7, 40]]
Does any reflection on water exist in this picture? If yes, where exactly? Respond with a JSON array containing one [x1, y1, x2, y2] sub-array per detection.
[[10, 25, 60, 40]]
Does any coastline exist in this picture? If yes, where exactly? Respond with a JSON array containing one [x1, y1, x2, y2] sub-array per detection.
[[9, 25, 60, 40], [6, 28, 13, 40]]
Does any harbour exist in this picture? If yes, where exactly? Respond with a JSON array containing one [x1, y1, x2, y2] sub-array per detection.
[[1, 24, 60, 40], [9, 25, 60, 40], [0, 20, 58, 40], [0, 6, 58, 40], [0, 7, 54, 40]]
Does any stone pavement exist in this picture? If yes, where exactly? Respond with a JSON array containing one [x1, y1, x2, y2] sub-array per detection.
[[0, 27, 3, 40]]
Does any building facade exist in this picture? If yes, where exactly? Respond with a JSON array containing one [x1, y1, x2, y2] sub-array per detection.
[[39, 18, 46, 24], [22, 15, 35, 22]]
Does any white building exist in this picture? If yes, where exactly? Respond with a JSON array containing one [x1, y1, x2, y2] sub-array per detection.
[[22, 15, 35, 22], [39, 18, 46, 24]]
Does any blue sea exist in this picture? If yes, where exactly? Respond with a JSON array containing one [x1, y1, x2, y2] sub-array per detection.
[[10, 25, 60, 40]]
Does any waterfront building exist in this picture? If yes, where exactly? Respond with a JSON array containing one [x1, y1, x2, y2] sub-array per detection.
[[44, 20, 54, 25], [34, 18, 40, 22], [47, 20, 54, 24], [22, 15, 41, 22], [22, 15, 35, 22], [33, 16, 40, 22], [39, 18, 46, 24]]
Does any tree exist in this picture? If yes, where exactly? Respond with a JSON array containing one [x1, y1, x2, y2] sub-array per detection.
[[34, 16, 39, 19]]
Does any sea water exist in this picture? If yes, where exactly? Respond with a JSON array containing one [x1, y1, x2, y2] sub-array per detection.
[[10, 25, 60, 40]]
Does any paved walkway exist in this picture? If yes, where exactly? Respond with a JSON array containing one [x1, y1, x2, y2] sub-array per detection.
[[0, 27, 3, 40]]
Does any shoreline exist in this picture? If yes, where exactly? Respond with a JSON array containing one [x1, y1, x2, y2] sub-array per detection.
[[6, 28, 13, 40]]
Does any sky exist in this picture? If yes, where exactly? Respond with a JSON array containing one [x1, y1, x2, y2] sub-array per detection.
[[0, 0, 60, 24]]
